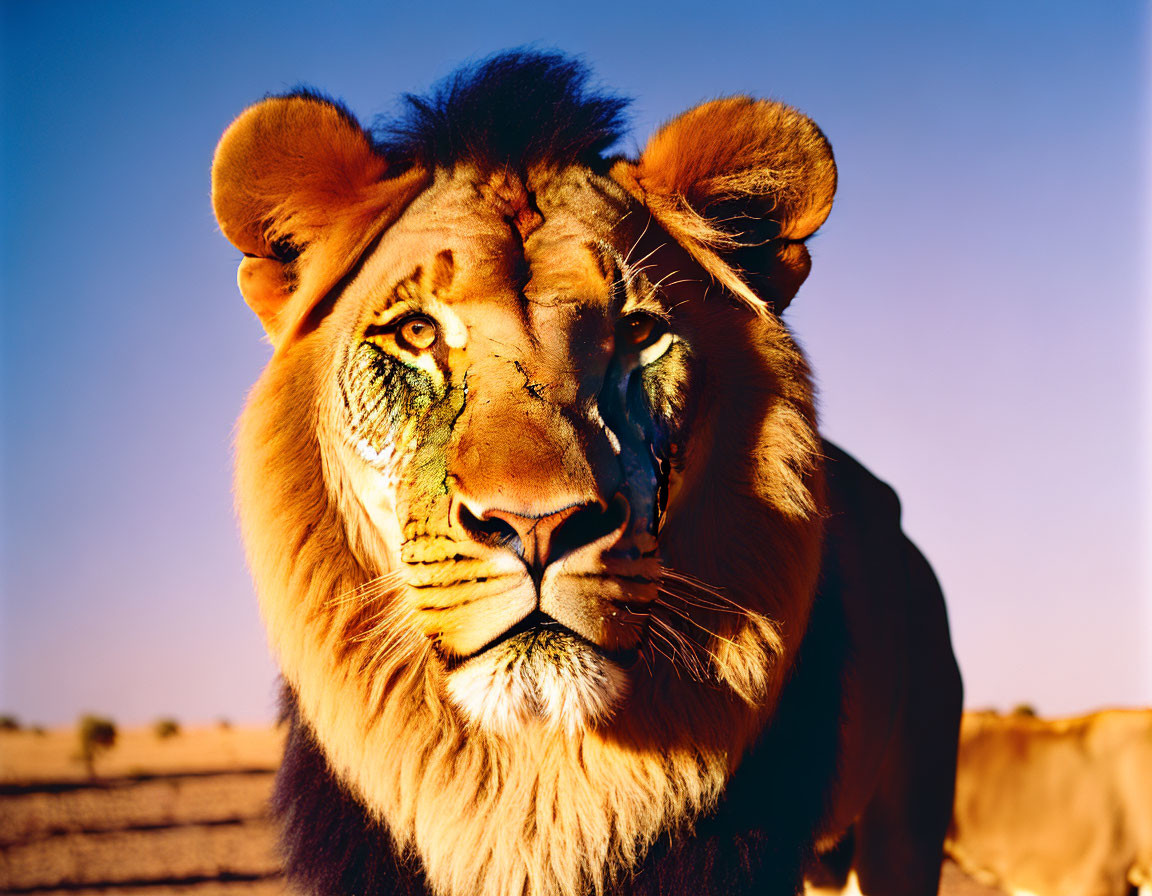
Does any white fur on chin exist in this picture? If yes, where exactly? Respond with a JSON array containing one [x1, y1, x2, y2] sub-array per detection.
[[445, 631, 630, 735]]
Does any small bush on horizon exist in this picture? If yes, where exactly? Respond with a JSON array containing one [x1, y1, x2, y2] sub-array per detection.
[[154, 717, 181, 739], [217, 717, 232, 730], [1012, 703, 1038, 718], [0, 715, 20, 732], [77, 714, 117, 777]]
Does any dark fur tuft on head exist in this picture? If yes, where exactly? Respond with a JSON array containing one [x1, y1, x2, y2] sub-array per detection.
[[376, 50, 629, 172]]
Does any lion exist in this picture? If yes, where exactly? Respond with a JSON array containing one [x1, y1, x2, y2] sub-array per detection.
[[211, 51, 962, 896], [948, 709, 1152, 896]]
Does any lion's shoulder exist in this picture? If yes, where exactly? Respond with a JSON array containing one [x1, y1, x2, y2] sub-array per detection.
[[821, 440, 902, 528]]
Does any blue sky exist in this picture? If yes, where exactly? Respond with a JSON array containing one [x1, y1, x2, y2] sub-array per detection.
[[2, 0, 1148, 725]]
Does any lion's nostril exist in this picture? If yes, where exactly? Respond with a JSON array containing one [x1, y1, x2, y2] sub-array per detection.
[[454, 501, 522, 553], [547, 495, 628, 564]]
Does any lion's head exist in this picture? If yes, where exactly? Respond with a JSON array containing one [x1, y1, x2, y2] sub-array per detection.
[[214, 52, 836, 896]]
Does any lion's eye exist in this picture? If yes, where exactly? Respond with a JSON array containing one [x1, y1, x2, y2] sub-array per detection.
[[397, 315, 439, 351], [617, 313, 667, 350]]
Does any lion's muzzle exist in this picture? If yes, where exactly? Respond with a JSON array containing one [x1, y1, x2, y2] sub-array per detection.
[[428, 491, 652, 732]]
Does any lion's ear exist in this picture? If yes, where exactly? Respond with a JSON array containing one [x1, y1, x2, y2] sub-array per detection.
[[610, 97, 836, 314], [212, 93, 429, 346]]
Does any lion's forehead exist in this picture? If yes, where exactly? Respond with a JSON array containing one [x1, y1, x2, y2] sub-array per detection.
[[350, 166, 639, 338]]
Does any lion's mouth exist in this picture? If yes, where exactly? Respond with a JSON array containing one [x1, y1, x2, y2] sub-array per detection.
[[442, 609, 637, 733], [443, 610, 639, 672]]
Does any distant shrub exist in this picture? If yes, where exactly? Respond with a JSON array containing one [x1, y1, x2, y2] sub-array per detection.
[[153, 717, 181, 739], [216, 717, 232, 730], [1012, 703, 1038, 718], [30, 725, 46, 736], [0, 715, 20, 732], [77, 714, 117, 777]]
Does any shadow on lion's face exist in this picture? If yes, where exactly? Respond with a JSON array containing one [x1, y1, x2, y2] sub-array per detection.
[[320, 165, 789, 735]]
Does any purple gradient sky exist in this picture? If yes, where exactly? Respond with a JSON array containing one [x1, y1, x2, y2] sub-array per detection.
[[1, 0, 1148, 726]]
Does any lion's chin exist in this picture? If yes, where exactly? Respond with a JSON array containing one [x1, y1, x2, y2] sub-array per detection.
[[445, 630, 629, 736]]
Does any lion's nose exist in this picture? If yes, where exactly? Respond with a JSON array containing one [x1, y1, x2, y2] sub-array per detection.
[[454, 494, 629, 573], [483, 505, 581, 571]]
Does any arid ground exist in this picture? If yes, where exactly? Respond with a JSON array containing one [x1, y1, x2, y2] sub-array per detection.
[[0, 726, 1001, 895]]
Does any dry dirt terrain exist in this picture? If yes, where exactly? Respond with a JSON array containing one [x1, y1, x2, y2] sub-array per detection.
[[0, 725, 1000, 895], [1, 726, 282, 895]]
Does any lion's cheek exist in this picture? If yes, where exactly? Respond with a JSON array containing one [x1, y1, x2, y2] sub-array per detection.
[[538, 569, 651, 654], [413, 577, 538, 659], [327, 435, 407, 572]]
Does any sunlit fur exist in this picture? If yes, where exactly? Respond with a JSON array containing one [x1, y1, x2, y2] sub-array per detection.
[[217, 51, 954, 896]]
